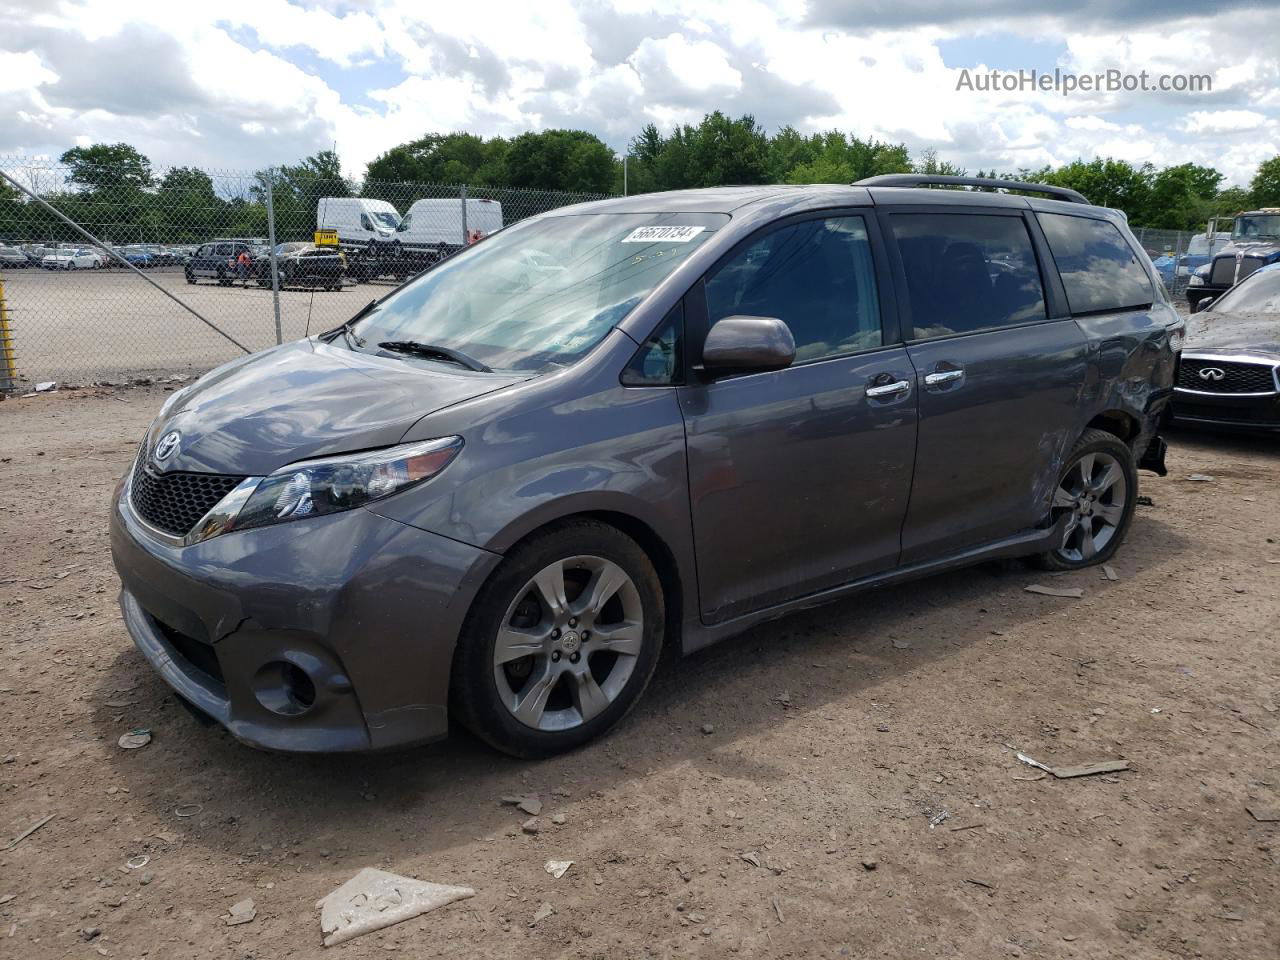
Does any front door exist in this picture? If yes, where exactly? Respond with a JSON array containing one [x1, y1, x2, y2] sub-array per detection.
[[884, 210, 1089, 562], [678, 213, 918, 624]]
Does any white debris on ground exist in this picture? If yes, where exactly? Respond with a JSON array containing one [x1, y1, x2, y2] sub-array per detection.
[[315, 868, 475, 947]]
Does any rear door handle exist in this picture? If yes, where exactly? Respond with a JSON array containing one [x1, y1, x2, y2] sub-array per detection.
[[866, 379, 912, 399]]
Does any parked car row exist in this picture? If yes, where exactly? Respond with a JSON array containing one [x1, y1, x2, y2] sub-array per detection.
[[0, 242, 203, 270], [184, 240, 345, 290]]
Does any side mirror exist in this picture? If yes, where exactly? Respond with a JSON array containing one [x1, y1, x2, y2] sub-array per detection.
[[701, 315, 796, 376], [1192, 296, 1215, 314]]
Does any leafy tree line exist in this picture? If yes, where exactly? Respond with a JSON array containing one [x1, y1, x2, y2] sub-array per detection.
[[4, 123, 1280, 246]]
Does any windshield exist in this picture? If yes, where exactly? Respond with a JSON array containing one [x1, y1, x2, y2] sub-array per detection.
[[348, 212, 727, 372], [1211, 268, 1280, 313], [1233, 215, 1280, 240], [370, 211, 399, 229]]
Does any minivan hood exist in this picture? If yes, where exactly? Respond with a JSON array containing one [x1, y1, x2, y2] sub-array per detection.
[[150, 339, 527, 476]]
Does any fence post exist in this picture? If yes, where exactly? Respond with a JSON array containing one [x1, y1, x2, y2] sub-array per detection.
[[460, 182, 468, 246], [262, 171, 283, 346], [0, 278, 16, 393]]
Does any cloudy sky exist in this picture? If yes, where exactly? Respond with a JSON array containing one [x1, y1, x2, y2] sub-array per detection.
[[2, 0, 1278, 185]]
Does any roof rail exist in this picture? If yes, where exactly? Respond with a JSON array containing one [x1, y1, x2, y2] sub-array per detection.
[[854, 174, 1089, 205]]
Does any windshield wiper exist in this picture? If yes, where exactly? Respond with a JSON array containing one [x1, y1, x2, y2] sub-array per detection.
[[377, 340, 492, 372], [325, 298, 378, 347]]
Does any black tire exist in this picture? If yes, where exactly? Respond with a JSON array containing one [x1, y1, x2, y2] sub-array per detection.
[[1034, 428, 1138, 571], [451, 520, 664, 759], [185, 270, 196, 284]]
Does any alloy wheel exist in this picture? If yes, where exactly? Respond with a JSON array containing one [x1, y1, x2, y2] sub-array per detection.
[[493, 555, 644, 732], [1051, 450, 1127, 562]]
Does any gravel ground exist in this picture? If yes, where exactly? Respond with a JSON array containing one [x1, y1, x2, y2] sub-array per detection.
[[1, 268, 375, 385], [0, 386, 1277, 960]]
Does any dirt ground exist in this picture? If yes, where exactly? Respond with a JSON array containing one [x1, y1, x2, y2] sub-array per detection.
[[1, 386, 1277, 960]]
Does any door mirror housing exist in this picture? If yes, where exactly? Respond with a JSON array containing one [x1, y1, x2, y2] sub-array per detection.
[[1192, 296, 1215, 314], [701, 315, 795, 376]]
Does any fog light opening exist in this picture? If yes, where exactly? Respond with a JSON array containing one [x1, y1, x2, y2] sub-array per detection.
[[281, 661, 316, 710], [252, 660, 318, 717]]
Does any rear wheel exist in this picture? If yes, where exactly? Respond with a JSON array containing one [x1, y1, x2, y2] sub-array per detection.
[[451, 520, 664, 758], [1036, 428, 1137, 570]]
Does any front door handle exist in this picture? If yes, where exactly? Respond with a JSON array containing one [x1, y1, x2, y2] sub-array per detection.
[[924, 369, 964, 387], [924, 362, 965, 390], [866, 379, 912, 399]]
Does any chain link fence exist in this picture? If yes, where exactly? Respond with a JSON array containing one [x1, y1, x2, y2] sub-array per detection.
[[0, 156, 613, 388], [1130, 226, 1231, 299]]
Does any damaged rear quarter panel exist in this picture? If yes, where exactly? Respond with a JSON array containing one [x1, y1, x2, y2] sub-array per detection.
[[1073, 302, 1180, 453]]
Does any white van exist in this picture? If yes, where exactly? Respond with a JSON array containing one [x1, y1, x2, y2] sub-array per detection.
[[394, 198, 503, 252], [316, 198, 402, 248]]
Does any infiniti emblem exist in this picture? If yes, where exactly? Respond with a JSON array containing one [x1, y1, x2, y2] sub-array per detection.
[[1198, 367, 1226, 382], [153, 430, 182, 462]]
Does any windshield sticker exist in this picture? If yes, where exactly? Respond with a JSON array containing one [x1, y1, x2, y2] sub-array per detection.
[[621, 225, 706, 244]]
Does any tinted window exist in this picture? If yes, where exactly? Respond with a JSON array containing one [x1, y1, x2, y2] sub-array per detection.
[[622, 304, 684, 386], [214, 243, 231, 256], [1038, 213, 1153, 314], [705, 216, 881, 363], [890, 214, 1045, 338]]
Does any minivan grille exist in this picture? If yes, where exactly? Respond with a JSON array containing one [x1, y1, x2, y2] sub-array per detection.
[[129, 447, 244, 537], [1177, 358, 1278, 394]]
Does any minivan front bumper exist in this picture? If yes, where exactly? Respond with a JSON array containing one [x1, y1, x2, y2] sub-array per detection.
[[111, 479, 501, 752]]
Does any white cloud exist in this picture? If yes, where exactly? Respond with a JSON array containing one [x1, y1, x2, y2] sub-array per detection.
[[1181, 109, 1269, 135], [630, 34, 742, 94], [0, 51, 57, 95], [0, 0, 1277, 187]]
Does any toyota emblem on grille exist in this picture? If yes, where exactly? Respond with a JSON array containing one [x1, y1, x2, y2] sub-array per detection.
[[1197, 367, 1226, 381], [153, 430, 182, 462]]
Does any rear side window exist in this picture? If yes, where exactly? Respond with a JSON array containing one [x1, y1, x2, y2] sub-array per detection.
[[890, 214, 1046, 338], [1038, 213, 1153, 314], [705, 216, 881, 363]]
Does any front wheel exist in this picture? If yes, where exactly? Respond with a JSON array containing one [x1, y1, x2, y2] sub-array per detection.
[[1036, 428, 1138, 570], [451, 520, 664, 758]]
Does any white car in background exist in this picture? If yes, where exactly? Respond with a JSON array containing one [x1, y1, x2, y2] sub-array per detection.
[[42, 248, 104, 270]]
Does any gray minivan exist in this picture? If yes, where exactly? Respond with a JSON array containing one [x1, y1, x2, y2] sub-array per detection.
[[111, 176, 1179, 757]]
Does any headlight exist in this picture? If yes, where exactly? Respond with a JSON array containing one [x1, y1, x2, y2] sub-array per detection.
[[231, 437, 462, 534], [1188, 275, 1204, 286]]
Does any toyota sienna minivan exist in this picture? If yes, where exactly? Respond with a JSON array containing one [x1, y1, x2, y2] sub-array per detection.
[[111, 176, 1179, 758]]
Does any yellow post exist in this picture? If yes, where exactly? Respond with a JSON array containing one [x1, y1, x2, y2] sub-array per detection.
[[0, 277, 16, 392]]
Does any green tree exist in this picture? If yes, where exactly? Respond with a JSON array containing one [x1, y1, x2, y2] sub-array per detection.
[[1251, 156, 1280, 207], [1026, 158, 1154, 219], [1143, 163, 1223, 229], [59, 143, 153, 191], [364, 134, 512, 193], [767, 125, 817, 183], [156, 167, 223, 242], [504, 130, 616, 193], [685, 112, 769, 187], [913, 148, 966, 177]]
